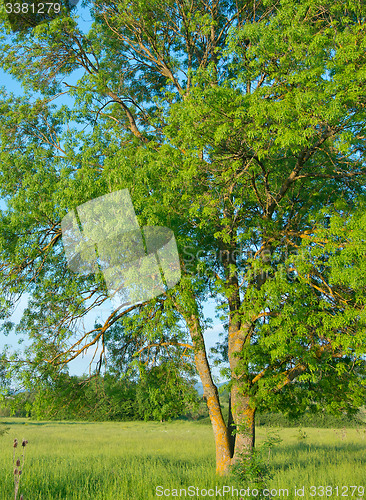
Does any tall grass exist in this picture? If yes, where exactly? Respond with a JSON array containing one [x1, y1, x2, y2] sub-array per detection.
[[0, 419, 364, 499]]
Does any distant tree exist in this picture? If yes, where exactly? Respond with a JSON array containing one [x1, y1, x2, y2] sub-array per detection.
[[136, 361, 199, 422], [30, 373, 111, 421], [13, 362, 198, 422]]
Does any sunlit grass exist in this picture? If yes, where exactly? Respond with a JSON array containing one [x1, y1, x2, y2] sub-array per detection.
[[0, 419, 364, 499]]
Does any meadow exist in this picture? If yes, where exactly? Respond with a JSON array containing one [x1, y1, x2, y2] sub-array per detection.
[[0, 418, 365, 499]]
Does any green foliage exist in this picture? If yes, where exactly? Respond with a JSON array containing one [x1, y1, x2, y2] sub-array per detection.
[[232, 449, 272, 487], [0, 424, 9, 437], [297, 429, 308, 441], [232, 430, 282, 488], [29, 373, 135, 421], [3, 367, 200, 422], [136, 362, 199, 421], [5, 392, 34, 418]]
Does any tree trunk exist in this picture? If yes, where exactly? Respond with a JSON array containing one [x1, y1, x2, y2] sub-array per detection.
[[230, 388, 256, 464], [174, 291, 232, 475], [188, 311, 232, 475], [225, 259, 257, 464], [228, 322, 256, 464], [225, 242, 271, 464]]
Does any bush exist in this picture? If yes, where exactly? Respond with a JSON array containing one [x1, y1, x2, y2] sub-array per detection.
[[0, 424, 9, 437], [0, 404, 10, 417], [232, 430, 282, 492]]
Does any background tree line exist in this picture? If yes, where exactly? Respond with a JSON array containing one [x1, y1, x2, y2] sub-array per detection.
[[1, 368, 364, 428], [0, 361, 201, 422]]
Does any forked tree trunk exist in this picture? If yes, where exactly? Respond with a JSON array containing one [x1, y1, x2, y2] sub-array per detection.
[[186, 312, 232, 475], [176, 287, 256, 475], [190, 310, 256, 473]]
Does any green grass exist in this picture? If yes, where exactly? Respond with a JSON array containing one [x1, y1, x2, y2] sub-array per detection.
[[0, 418, 365, 499]]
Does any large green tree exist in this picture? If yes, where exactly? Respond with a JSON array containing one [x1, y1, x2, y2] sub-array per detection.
[[0, 0, 365, 475]]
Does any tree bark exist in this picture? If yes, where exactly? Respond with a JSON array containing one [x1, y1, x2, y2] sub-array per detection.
[[230, 389, 256, 464], [224, 240, 258, 465], [228, 320, 256, 464], [188, 311, 232, 475], [175, 292, 232, 475]]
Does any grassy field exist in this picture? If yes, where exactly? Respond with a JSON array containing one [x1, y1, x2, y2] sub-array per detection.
[[0, 418, 365, 499]]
